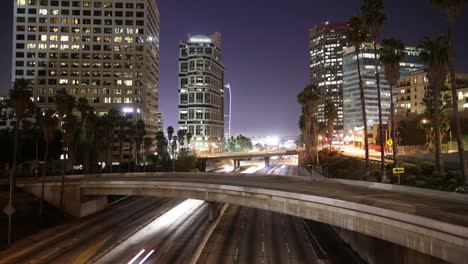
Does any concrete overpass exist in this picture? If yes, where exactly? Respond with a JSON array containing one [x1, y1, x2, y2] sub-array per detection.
[[20, 172, 468, 263], [197, 150, 301, 171]]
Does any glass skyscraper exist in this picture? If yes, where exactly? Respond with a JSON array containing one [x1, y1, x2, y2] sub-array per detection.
[[342, 43, 424, 134]]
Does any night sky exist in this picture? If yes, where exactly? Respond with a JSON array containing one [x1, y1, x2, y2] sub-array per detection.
[[1, 0, 467, 138]]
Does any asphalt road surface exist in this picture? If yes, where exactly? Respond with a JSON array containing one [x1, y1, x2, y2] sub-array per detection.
[[198, 156, 363, 264], [0, 196, 181, 264]]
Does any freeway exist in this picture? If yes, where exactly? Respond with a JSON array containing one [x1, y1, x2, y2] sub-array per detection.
[[198, 157, 363, 264], [93, 199, 214, 264], [0, 197, 181, 264]]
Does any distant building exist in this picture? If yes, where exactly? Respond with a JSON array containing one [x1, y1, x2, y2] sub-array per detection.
[[178, 33, 225, 153], [396, 71, 468, 114], [309, 22, 349, 136], [342, 43, 424, 134]]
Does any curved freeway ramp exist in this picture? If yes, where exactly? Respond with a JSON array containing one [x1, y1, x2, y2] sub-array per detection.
[[23, 172, 468, 263]]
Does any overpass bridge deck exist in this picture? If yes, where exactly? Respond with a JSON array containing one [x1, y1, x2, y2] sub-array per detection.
[[21, 172, 468, 263], [81, 173, 468, 230]]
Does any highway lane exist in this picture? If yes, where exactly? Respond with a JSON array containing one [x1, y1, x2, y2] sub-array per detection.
[[198, 156, 363, 264], [197, 157, 320, 264], [0, 196, 181, 264], [94, 199, 213, 264]]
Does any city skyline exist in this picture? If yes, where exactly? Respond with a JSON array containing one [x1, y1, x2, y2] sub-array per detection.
[[1, 0, 468, 138]]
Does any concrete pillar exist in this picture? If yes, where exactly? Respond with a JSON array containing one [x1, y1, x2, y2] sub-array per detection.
[[21, 183, 107, 217], [264, 157, 270, 166]]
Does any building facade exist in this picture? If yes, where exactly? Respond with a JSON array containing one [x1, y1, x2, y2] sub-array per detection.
[[396, 71, 468, 114], [342, 43, 424, 134], [11, 0, 160, 131], [156, 111, 163, 132], [309, 22, 348, 136], [178, 33, 225, 153]]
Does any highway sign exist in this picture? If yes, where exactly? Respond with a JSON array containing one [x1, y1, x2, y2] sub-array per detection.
[[3, 204, 15, 216], [392, 167, 404, 174], [386, 139, 393, 147]]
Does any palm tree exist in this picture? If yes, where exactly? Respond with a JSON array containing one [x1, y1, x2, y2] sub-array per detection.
[[324, 101, 337, 149], [134, 119, 146, 171], [177, 129, 186, 150], [54, 89, 75, 212], [117, 116, 128, 171], [381, 38, 405, 166], [362, 0, 387, 180], [419, 36, 450, 177], [297, 84, 321, 165], [8, 79, 32, 183], [143, 137, 153, 172], [59, 114, 79, 211], [347, 15, 370, 177], [95, 116, 109, 174], [39, 110, 58, 217], [76, 97, 92, 175], [186, 132, 193, 147], [431, 0, 468, 182], [84, 111, 97, 175], [7, 78, 32, 244], [103, 109, 120, 173]]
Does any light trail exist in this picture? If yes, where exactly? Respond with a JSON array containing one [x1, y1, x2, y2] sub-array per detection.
[[127, 249, 145, 264], [137, 250, 155, 264]]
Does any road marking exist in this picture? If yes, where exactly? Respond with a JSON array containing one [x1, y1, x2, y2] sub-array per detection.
[[138, 250, 155, 264], [72, 235, 112, 264], [128, 249, 145, 264]]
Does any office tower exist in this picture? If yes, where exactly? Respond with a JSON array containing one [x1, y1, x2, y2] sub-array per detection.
[[12, 0, 160, 136], [309, 22, 348, 137], [342, 43, 424, 134], [178, 33, 225, 153]]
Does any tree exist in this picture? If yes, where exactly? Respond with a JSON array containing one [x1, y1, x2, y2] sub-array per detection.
[[143, 137, 153, 172], [102, 109, 120, 173], [54, 89, 75, 212], [76, 97, 92, 175], [84, 111, 97, 175], [134, 119, 146, 171], [59, 114, 79, 211], [419, 36, 450, 177], [39, 110, 58, 217], [225, 135, 253, 152], [155, 131, 169, 170], [347, 15, 370, 176], [381, 37, 405, 166], [431, 0, 468, 182], [117, 115, 128, 171], [362, 0, 387, 180], [7, 78, 32, 244], [167, 126, 174, 159], [8, 79, 32, 183], [177, 129, 186, 150], [297, 84, 321, 165], [186, 132, 193, 147], [324, 100, 337, 149]]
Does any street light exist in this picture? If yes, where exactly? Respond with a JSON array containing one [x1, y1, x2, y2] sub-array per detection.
[[224, 84, 232, 138]]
